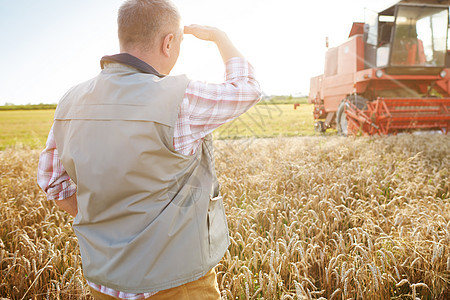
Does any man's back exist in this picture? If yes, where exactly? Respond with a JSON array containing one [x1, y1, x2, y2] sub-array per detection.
[[52, 61, 229, 292]]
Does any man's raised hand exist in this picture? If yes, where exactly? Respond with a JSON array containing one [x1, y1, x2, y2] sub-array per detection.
[[184, 25, 224, 42], [184, 24, 244, 63]]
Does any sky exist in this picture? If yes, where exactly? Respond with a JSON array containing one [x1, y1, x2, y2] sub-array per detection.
[[0, 0, 397, 105]]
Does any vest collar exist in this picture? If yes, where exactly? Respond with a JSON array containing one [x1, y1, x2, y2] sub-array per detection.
[[100, 53, 165, 78]]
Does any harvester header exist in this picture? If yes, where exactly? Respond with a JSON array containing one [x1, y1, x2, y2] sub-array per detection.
[[308, 0, 450, 135]]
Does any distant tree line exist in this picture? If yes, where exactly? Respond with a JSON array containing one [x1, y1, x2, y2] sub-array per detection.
[[1, 96, 309, 110], [258, 95, 308, 105], [0, 103, 57, 110]]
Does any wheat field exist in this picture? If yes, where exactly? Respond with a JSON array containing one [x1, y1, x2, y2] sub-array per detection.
[[1, 134, 449, 299]]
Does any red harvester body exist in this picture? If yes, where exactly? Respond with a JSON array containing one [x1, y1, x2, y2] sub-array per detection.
[[308, 0, 450, 135]]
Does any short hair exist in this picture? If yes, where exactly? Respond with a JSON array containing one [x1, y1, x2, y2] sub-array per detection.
[[118, 0, 181, 50]]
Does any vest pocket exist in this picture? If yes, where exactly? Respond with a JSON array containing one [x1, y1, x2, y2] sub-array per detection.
[[207, 196, 230, 258]]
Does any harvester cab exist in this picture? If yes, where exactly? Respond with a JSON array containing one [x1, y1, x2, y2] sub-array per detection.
[[372, 3, 447, 72], [309, 0, 450, 135]]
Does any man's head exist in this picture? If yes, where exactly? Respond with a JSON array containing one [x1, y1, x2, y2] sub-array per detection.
[[118, 0, 182, 74]]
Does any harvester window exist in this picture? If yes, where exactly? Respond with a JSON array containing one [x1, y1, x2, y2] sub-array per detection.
[[379, 22, 393, 46], [378, 15, 394, 46], [373, 14, 395, 67], [391, 5, 448, 67]]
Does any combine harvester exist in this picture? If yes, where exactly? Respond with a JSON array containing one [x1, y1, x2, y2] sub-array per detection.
[[309, 0, 450, 135]]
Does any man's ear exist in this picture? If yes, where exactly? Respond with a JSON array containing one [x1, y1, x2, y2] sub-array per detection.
[[162, 33, 175, 57]]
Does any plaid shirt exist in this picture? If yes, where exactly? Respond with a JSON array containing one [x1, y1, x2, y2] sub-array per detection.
[[37, 57, 260, 299]]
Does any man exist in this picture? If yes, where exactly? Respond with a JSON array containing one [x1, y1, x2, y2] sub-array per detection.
[[37, 0, 261, 298]]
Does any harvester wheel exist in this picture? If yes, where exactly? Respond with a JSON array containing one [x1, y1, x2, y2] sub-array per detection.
[[337, 95, 368, 136], [336, 101, 348, 136], [314, 121, 326, 133], [348, 94, 368, 110]]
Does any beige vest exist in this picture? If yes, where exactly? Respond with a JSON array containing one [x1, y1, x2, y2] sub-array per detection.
[[53, 63, 230, 293]]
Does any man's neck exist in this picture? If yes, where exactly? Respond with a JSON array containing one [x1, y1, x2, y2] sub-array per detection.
[[121, 48, 164, 75]]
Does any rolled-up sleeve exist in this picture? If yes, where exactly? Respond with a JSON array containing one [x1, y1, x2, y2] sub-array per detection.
[[174, 57, 262, 155], [37, 125, 76, 201], [187, 57, 261, 127]]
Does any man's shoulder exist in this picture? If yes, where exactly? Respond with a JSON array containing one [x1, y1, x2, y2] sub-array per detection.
[[159, 74, 190, 88], [57, 75, 99, 106], [54, 75, 102, 120]]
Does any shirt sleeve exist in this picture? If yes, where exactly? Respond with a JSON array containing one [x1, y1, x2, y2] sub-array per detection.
[[174, 57, 262, 155], [37, 125, 77, 201]]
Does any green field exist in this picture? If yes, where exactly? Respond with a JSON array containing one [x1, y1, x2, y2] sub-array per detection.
[[0, 104, 330, 150], [213, 103, 325, 139], [0, 109, 55, 150]]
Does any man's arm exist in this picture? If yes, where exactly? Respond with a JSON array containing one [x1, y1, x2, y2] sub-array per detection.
[[173, 25, 262, 155], [37, 125, 78, 216]]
